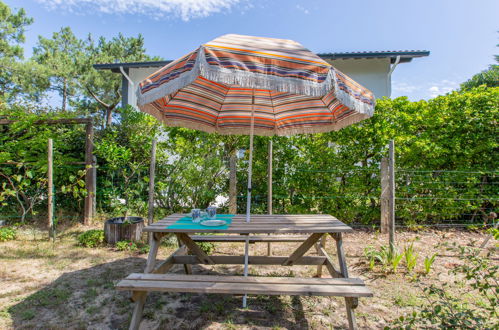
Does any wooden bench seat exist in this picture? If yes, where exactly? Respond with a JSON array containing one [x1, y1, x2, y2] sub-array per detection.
[[190, 234, 308, 243], [116, 273, 373, 298]]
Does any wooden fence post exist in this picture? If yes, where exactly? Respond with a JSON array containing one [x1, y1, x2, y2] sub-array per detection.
[[229, 149, 237, 214], [92, 156, 97, 217], [84, 122, 94, 225], [380, 158, 389, 233], [388, 140, 396, 248], [47, 139, 54, 239], [148, 139, 157, 245], [267, 139, 273, 256]]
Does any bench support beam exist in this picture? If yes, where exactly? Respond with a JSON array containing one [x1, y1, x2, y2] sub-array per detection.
[[176, 233, 215, 265], [172, 255, 326, 265], [282, 233, 323, 266]]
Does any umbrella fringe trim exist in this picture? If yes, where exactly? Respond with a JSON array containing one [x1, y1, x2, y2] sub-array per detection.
[[139, 102, 370, 136], [136, 48, 203, 106], [331, 68, 376, 117], [137, 46, 375, 117]]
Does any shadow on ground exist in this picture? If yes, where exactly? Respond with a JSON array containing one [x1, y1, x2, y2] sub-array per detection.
[[8, 258, 311, 329]]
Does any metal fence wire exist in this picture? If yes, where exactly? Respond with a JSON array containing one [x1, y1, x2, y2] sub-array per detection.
[[395, 169, 498, 227], [1, 162, 497, 228]]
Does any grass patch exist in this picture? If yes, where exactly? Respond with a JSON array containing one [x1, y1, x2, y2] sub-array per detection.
[[9, 286, 71, 315], [85, 305, 99, 315], [20, 310, 35, 321], [394, 292, 421, 307], [83, 288, 99, 302]]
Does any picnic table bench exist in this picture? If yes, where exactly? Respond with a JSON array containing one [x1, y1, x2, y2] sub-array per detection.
[[116, 214, 372, 330]]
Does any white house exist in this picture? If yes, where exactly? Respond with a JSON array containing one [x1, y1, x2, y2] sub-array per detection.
[[94, 50, 429, 109]]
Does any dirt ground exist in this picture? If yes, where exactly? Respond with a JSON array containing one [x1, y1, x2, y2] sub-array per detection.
[[0, 226, 496, 329]]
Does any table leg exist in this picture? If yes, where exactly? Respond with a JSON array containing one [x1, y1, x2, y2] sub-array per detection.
[[129, 292, 147, 330], [176, 236, 193, 274], [315, 235, 326, 277], [243, 234, 250, 308], [267, 233, 272, 256], [331, 232, 358, 330], [129, 233, 163, 330]]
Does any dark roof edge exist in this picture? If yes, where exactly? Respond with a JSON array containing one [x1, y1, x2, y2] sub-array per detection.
[[93, 50, 430, 71], [93, 60, 172, 72], [318, 50, 430, 63]]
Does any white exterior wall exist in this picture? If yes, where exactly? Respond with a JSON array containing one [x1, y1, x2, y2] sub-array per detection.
[[127, 67, 162, 110], [328, 58, 391, 98], [125, 58, 392, 109]]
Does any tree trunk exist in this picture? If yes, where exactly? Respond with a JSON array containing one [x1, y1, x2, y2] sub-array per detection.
[[229, 149, 237, 214], [105, 107, 112, 127], [62, 78, 67, 111]]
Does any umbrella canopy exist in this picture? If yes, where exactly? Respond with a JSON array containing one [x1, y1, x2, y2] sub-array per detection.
[[137, 34, 375, 136]]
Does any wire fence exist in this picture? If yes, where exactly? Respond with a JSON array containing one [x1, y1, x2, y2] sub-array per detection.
[[1, 161, 497, 228], [395, 168, 497, 227]]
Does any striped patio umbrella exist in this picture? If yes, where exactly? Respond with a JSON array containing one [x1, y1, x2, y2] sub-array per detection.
[[136, 34, 375, 306], [138, 34, 374, 136]]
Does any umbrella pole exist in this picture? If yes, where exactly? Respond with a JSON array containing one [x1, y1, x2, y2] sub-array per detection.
[[245, 92, 255, 223], [243, 91, 256, 308]]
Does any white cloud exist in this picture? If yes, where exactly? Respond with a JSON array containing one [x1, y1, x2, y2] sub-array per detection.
[[428, 79, 459, 98], [392, 79, 460, 100], [295, 4, 310, 14], [392, 81, 420, 94], [36, 0, 243, 21]]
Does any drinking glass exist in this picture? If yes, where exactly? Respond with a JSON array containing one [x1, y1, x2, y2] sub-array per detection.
[[206, 206, 217, 220], [191, 208, 201, 223]]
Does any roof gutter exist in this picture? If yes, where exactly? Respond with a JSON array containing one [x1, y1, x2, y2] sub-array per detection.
[[387, 55, 401, 97]]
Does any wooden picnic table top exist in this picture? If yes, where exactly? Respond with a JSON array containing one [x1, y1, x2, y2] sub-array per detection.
[[143, 214, 353, 234]]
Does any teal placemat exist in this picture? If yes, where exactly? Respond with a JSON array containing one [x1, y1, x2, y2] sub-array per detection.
[[167, 214, 234, 230]]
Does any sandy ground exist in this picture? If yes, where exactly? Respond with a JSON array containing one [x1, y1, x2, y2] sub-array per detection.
[[0, 226, 496, 329]]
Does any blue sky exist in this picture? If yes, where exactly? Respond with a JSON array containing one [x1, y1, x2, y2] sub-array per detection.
[[8, 0, 499, 100]]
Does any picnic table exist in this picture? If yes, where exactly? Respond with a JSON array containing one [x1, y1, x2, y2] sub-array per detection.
[[117, 214, 372, 330]]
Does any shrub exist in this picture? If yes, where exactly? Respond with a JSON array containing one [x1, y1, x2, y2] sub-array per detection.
[[0, 227, 17, 242], [195, 233, 215, 254], [393, 243, 498, 329], [198, 241, 215, 255], [115, 240, 149, 254], [116, 240, 137, 251], [77, 229, 104, 248]]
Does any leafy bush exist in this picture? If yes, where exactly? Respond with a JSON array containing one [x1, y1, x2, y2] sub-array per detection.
[[198, 241, 215, 255], [77, 229, 104, 248], [3, 79, 498, 226], [393, 243, 498, 329], [486, 226, 499, 241], [116, 240, 137, 251], [194, 233, 215, 255], [0, 227, 17, 242], [116, 240, 149, 254]]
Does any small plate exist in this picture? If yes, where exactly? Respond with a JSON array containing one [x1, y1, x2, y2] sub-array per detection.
[[200, 219, 227, 227]]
